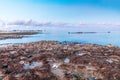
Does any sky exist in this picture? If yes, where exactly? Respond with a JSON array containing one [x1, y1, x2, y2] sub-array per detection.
[[0, 0, 120, 25]]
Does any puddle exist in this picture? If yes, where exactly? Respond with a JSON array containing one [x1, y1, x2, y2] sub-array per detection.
[[23, 62, 43, 69], [64, 58, 70, 63]]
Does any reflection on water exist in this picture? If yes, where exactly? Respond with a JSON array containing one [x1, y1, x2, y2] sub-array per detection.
[[0, 26, 120, 46]]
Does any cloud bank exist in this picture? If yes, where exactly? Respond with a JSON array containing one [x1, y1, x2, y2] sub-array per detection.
[[7, 20, 69, 27], [0, 19, 120, 30], [0, 19, 70, 30]]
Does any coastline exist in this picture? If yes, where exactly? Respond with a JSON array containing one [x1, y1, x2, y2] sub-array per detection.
[[0, 30, 41, 40], [0, 41, 119, 80]]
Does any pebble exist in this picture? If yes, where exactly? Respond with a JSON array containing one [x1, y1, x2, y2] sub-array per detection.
[[19, 61, 25, 64]]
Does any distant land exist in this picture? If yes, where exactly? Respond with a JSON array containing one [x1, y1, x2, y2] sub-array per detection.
[[0, 30, 41, 40], [68, 31, 111, 34]]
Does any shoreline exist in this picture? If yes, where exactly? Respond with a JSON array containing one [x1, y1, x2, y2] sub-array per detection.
[[0, 40, 116, 48], [0, 41, 120, 80]]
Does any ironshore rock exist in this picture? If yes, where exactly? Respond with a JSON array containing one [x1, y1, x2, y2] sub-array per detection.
[[0, 41, 120, 80]]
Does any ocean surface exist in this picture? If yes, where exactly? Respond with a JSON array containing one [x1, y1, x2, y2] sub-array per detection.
[[0, 26, 120, 46]]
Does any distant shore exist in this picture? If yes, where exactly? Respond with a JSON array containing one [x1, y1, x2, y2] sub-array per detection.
[[68, 31, 111, 34], [0, 30, 41, 40], [0, 41, 119, 80]]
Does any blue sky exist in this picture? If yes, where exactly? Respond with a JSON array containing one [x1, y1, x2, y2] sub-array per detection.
[[0, 0, 120, 24]]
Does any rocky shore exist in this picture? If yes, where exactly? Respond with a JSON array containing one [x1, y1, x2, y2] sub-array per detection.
[[0, 41, 120, 80]]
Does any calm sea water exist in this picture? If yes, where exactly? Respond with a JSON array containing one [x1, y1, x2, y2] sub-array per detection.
[[0, 26, 120, 46]]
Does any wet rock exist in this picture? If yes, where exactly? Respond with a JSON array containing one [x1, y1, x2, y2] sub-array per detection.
[[2, 63, 8, 68], [52, 63, 61, 69], [10, 51, 17, 54], [106, 59, 113, 64], [0, 74, 4, 80], [106, 44, 115, 47], [78, 53, 87, 56], [85, 66, 97, 71], [20, 56, 26, 60], [27, 54, 32, 58], [14, 74, 23, 78], [9, 51, 18, 59], [25, 72, 31, 78], [25, 49, 29, 52], [19, 61, 25, 64], [4, 69, 11, 74], [51, 68, 64, 79]]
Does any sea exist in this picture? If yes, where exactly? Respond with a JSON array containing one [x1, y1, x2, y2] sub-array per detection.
[[0, 25, 120, 47]]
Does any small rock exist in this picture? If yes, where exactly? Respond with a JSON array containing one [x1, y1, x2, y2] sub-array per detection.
[[9, 51, 17, 54], [9, 51, 18, 59], [4, 69, 11, 74], [25, 49, 29, 52], [0, 74, 4, 80], [52, 63, 61, 69], [20, 56, 26, 60], [27, 54, 32, 58], [19, 61, 25, 64], [25, 72, 31, 78], [2, 63, 8, 68], [106, 44, 114, 47], [78, 53, 87, 56], [14, 74, 23, 78], [86, 66, 97, 71], [106, 59, 113, 63], [3, 75, 10, 80]]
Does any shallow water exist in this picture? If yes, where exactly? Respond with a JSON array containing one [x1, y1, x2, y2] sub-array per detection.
[[0, 26, 120, 46], [24, 62, 43, 69]]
